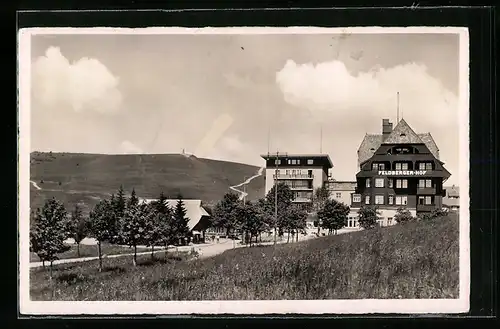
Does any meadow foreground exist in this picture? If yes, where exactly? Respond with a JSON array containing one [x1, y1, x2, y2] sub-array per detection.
[[30, 214, 459, 301]]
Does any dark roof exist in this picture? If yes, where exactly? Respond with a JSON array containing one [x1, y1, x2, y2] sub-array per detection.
[[445, 185, 460, 198], [357, 120, 440, 167], [260, 153, 333, 168], [382, 119, 425, 144]]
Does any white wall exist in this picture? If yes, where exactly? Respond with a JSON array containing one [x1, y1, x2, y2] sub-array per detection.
[[348, 208, 417, 227], [331, 191, 354, 207], [264, 167, 327, 197]]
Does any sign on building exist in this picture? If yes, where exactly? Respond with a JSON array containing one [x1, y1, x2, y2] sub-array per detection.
[[378, 170, 428, 176]]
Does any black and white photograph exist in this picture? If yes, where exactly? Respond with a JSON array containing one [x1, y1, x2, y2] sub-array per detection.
[[18, 26, 470, 315]]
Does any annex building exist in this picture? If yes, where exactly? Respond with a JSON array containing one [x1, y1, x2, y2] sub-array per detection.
[[260, 153, 334, 210], [350, 118, 451, 226]]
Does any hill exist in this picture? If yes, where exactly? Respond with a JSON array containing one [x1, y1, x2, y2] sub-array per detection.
[[30, 214, 459, 300], [30, 152, 265, 213]]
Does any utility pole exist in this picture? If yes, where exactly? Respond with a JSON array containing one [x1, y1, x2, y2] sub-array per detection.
[[274, 150, 279, 245], [397, 91, 400, 123], [243, 177, 247, 204], [320, 124, 323, 154]]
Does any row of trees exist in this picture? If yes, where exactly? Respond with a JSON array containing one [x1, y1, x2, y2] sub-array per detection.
[[210, 184, 354, 244], [30, 186, 193, 276]]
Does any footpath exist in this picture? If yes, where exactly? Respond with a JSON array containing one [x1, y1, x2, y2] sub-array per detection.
[[29, 234, 315, 269]]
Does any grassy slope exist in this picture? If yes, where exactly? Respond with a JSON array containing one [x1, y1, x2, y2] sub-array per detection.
[[29, 243, 152, 262], [30, 214, 459, 301], [30, 152, 265, 213]]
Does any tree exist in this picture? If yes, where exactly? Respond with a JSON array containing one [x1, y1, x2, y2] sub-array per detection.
[[172, 196, 191, 246], [255, 198, 273, 240], [128, 188, 139, 208], [66, 204, 89, 257], [30, 198, 71, 280], [119, 202, 150, 266], [394, 207, 415, 224], [114, 185, 126, 218], [211, 192, 241, 238], [317, 199, 350, 235], [265, 182, 294, 244], [284, 204, 308, 242], [312, 186, 332, 234], [88, 199, 116, 272], [237, 201, 266, 246], [357, 206, 380, 230]]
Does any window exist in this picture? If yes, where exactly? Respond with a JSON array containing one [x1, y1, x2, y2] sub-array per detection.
[[375, 178, 385, 188], [387, 217, 393, 226], [388, 179, 393, 188], [375, 195, 384, 205], [388, 195, 394, 205], [372, 163, 385, 170], [275, 159, 281, 165], [396, 179, 408, 189], [335, 192, 342, 198], [426, 163, 432, 170], [419, 179, 432, 188], [377, 219, 384, 227], [285, 170, 290, 175], [372, 163, 378, 170], [297, 159, 301, 165], [418, 196, 425, 205], [366, 178, 371, 188], [395, 196, 408, 205], [395, 162, 408, 170], [353, 194, 361, 203], [307, 159, 313, 165], [287, 159, 291, 165], [365, 195, 370, 205], [425, 196, 432, 205], [291, 159, 297, 165]]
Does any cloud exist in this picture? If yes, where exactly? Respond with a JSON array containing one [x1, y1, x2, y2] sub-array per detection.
[[275, 59, 458, 129], [32, 46, 123, 114], [120, 140, 143, 154], [210, 135, 263, 167], [194, 113, 235, 158]]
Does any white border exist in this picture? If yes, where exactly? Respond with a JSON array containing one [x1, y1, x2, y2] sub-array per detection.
[[18, 26, 470, 315]]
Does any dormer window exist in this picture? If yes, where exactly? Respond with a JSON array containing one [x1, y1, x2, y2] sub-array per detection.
[[400, 133, 406, 137]]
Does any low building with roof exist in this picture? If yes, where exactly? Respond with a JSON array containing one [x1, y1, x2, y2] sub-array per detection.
[[141, 198, 212, 243], [442, 185, 460, 211]]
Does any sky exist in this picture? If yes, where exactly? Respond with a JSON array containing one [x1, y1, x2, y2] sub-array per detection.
[[29, 30, 463, 185]]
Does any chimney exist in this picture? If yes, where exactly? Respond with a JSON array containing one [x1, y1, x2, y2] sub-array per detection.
[[382, 119, 393, 141]]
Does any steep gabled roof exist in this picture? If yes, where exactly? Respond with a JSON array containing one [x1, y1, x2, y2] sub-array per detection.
[[357, 134, 384, 167], [357, 120, 440, 167], [418, 133, 440, 160], [382, 119, 424, 144], [141, 198, 211, 231]]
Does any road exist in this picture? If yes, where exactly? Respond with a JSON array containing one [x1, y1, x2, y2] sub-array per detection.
[[29, 234, 317, 269], [30, 180, 42, 190], [229, 167, 264, 200]]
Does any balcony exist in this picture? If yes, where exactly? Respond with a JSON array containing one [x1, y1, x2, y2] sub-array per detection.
[[416, 187, 437, 195], [289, 186, 313, 191], [417, 204, 437, 212], [273, 174, 314, 180], [292, 197, 312, 203]]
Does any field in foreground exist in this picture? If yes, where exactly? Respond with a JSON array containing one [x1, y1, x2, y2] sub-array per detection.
[[30, 215, 459, 300], [30, 243, 151, 262]]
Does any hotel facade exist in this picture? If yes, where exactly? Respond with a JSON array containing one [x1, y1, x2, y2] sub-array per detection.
[[261, 153, 334, 210], [350, 118, 451, 226]]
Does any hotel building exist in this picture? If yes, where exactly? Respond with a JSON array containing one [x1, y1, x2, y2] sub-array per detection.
[[350, 118, 451, 226], [260, 153, 334, 209]]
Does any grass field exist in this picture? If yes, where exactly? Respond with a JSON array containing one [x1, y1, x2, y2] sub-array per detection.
[[30, 243, 151, 263], [30, 214, 459, 301], [30, 152, 265, 214]]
